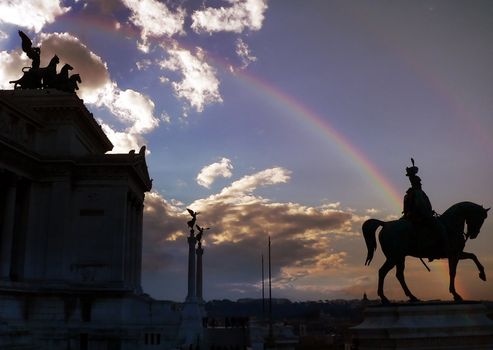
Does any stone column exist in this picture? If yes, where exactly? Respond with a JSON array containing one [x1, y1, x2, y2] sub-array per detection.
[[124, 195, 132, 286], [0, 175, 17, 279], [124, 193, 135, 287], [135, 201, 144, 293], [130, 198, 137, 288], [186, 234, 197, 302], [196, 242, 204, 302]]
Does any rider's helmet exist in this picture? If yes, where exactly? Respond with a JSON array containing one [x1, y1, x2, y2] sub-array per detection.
[[406, 158, 419, 177]]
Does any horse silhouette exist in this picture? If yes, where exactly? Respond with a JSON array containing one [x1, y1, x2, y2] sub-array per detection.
[[66, 73, 81, 92], [10, 55, 59, 89], [363, 201, 489, 303], [53, 63, 73, 90]]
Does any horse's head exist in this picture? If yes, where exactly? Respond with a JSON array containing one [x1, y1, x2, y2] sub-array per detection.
[[466, 205, 489, 239], [49, 55, 60, 66], [71, 74, 81, 83], [62, 63, 73, 71]]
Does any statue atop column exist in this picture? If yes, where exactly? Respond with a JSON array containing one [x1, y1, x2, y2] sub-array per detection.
[[186, 208, 198, 234], [8, 30, 82, 93], [195, 225, 210, 247], [184, 209, 210, 303]]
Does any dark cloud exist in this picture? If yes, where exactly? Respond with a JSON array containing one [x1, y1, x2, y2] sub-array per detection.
[[142, 193, 188, 271], [141, 168, 356, 300], [40, 32, 110, 92]]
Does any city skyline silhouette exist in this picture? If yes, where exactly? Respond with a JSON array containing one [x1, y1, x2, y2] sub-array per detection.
[[0, 1, 491, 303]]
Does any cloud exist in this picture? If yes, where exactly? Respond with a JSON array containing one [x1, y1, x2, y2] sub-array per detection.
[[191, 0, 268, 34], [0, 50, 31, 89], [136, 59, 152, 71], [142, 167, 356, 300], [0, 0, 70, 32], [100, 123, 147, 154], [197, 158, 233, 188], [159, 45, 222, 112], [38, 32, 110, 94], [193, 167, 291, 205], [121, 0, 185, 51], [93, 82, 159, 134], [235, 38, 257, 69], [142, 192, 188, 271]]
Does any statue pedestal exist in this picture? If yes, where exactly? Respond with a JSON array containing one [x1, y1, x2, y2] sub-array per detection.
[[351, 301, 493, 349], [178, 301, 206, 347]]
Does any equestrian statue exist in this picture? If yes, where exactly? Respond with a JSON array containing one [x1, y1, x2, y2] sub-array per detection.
[[363, 159, 489, 303], [8, 31, 81, 93]]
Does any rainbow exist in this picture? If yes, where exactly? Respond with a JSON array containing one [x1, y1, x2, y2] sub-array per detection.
[[231, 70, 403, 212], [57, 13, 405, 212], [55, 11, 472, 300]]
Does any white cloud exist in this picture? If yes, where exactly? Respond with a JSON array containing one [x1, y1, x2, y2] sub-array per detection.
[[0, 50, 31, 89], [136, 59, 152, 70], [121, 0, 185, 48], [197, 157, 234, 188], [93, 82, 159, 134], [159, 45, 222, 112], [0, 0, 70, 32], [366, 208, 380, 214], [160, 111, 171, 124], [100, 123, 147, 154], [218, 167, 290, 198], [191, 0, 268, 34], [193, 167, 291, 207], [235, 38, 257, 69]]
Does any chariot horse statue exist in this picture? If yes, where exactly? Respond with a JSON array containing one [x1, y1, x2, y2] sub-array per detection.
[[363, 160, 489, 303], [8, 31, 81, 93]]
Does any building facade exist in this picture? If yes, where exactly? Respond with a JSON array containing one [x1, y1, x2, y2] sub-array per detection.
[[0, 90, 182, 349]]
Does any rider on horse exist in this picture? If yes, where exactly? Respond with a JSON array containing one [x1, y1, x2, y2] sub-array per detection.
[[403, 158, 433, 221], [403, 158, 450, 259]]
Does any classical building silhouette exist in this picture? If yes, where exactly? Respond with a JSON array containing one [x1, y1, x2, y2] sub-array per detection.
[[0, 89, 183, 349]]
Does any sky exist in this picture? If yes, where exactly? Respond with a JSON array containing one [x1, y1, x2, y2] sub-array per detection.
[[0, 0, 492, 302]]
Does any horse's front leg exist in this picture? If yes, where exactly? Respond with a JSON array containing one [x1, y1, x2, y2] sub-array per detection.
[[459, 251, 486, 281], [395, 258, 419, 302], [378, 259, 395, 304], [448, 256, 462, 301]]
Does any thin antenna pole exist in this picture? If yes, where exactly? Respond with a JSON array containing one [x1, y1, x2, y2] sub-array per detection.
[[262, 253, 265, 319], [268, 235, 273, 340]]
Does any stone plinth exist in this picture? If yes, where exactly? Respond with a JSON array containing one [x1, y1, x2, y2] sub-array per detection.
[[178, 301, 205, 347], [351, 301, 493, 349]]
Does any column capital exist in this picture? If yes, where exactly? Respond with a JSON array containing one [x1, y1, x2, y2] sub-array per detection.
[[188, 235, 197, 246]]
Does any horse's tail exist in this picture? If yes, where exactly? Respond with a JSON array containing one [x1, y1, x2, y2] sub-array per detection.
[[362, 219, 384, 266]]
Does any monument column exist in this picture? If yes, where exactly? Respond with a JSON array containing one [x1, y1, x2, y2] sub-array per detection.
[[0, 174, 18, 279], [186, 233, 197, 302], [196, 242, 204, 303]]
